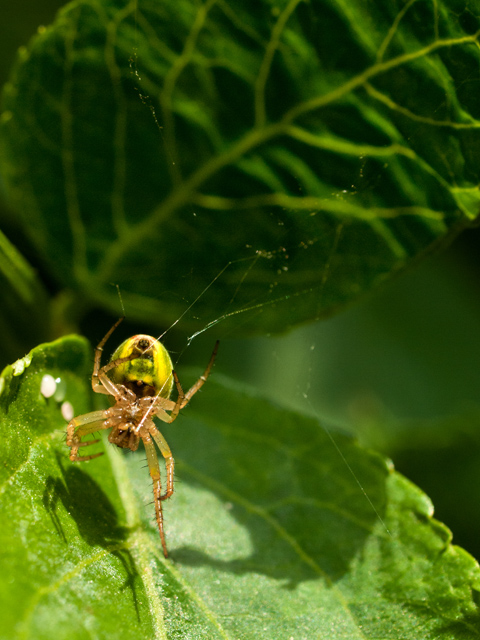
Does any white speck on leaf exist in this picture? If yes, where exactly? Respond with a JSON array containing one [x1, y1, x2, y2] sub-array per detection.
[[61, 401, 74, 421], [40, 374, 56, 398]]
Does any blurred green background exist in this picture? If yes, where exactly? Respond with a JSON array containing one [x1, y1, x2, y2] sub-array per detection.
[[2, 0, 480, 561]]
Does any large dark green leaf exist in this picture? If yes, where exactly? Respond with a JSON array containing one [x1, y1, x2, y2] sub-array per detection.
[[0, 229, 49, 362], [1, 0, 480, 335], [1, 336, 480, 639]]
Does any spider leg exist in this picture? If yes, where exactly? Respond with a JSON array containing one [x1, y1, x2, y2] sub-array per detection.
[[67, 410, 109, 462], [151, 428, 174, 500], [148, 341, 219, 423], [165, 371, 185, 423], [94, 354, 138, 396], [144, 433, 170, 558], [92, 317, 124, 392], [181, 340, 219, 408], [97, 372, 126, 397], [91, 318, 142, 397]]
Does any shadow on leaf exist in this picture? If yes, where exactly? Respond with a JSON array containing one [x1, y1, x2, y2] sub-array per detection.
[[43, 451, 142, 620], [167, 385, 390, 586]]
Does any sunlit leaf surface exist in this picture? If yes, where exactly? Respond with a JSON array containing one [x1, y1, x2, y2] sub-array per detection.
[[1, 337, 479, 639], [2, 0, 480, 334]]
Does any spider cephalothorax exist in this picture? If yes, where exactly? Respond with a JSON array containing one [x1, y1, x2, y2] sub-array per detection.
[[66, 318, 218, 557]]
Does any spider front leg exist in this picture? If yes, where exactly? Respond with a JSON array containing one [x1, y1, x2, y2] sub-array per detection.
[[154, 339, 219, 424], [143, 429, 174, 558], [165, 370, 186, 423], [181, 340, 219, 407], [92, 317, 124, 393], [66, 410, 110, 462]]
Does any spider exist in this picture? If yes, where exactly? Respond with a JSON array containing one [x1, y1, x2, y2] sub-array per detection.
[[66, 318, 219, 558]]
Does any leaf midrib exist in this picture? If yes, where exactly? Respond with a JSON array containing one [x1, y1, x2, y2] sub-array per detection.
[[105, 441, 235, 640]]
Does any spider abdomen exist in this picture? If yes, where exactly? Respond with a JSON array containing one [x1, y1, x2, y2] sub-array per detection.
[[108, 334, 174, 399]]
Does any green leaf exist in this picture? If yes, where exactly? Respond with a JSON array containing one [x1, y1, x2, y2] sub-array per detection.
[[1, 336, 480, 639], [0, 228, 49, 363], [375, 409, 480, 563], [0, 336, 159, 639], [2, 0, 480, 334]]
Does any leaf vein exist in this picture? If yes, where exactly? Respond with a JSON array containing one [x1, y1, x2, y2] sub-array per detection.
[[177, 458, 369, 640]]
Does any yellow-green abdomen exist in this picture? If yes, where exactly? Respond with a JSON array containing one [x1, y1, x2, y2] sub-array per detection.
[[109, 334, 174, 398]]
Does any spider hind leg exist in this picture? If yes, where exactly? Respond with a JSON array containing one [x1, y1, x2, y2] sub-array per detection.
[[66, 410, 109, 462], [143, 432, 173, 558]]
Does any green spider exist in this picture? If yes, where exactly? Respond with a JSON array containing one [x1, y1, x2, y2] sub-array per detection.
[[66, 318, 218, 557]]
